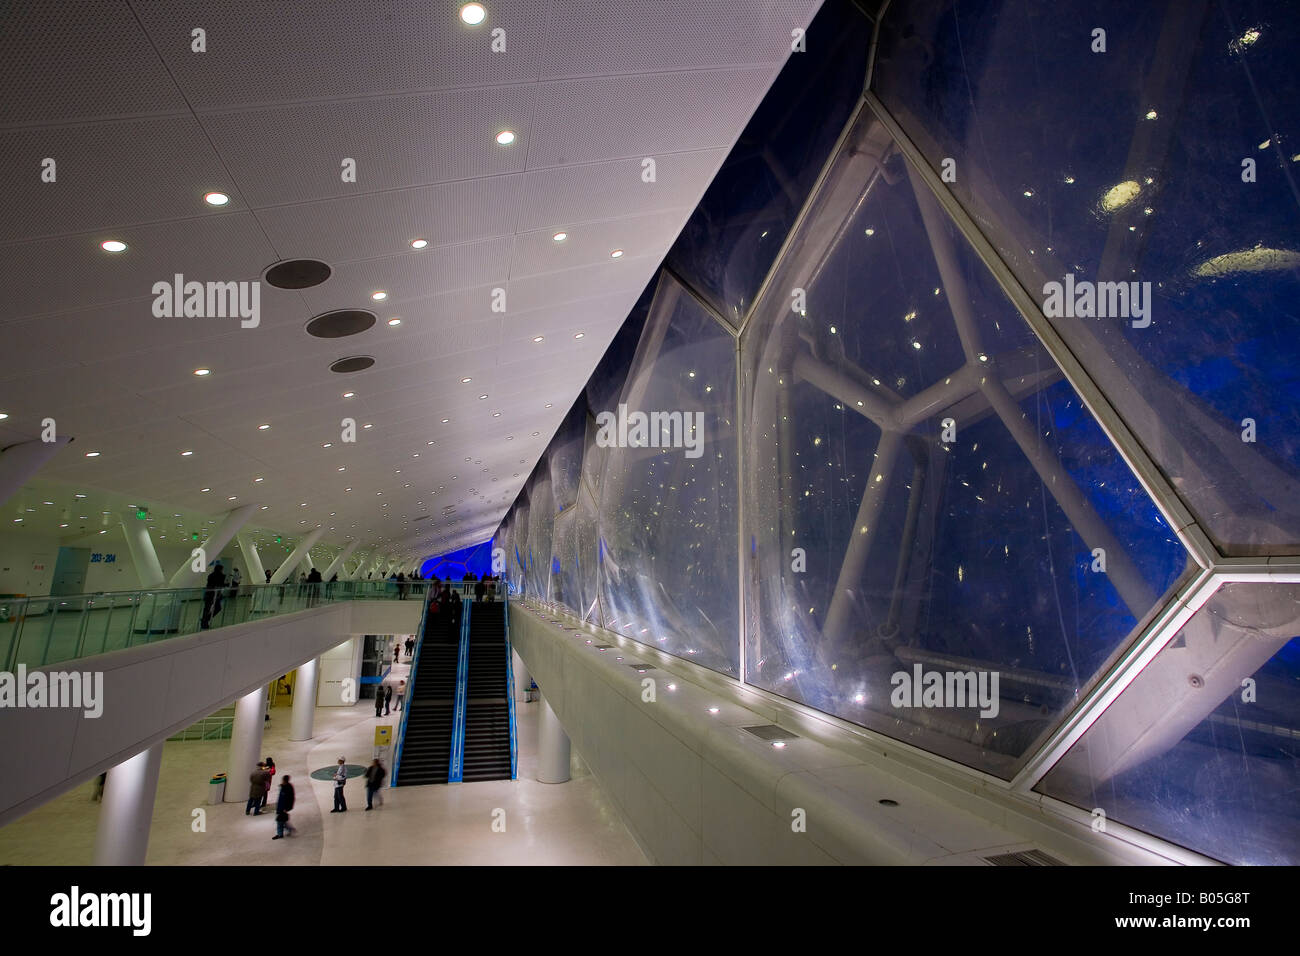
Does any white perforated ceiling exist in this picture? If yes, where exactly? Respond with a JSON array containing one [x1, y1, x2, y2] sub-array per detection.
[[0, 0, 823, 563]]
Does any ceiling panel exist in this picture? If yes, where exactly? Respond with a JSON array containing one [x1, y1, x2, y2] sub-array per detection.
[[0, 0, 817, 559]]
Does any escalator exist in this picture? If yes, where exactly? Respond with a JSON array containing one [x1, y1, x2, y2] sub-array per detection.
[[394, 600, 460, 785], [461, 601, 513, 782]]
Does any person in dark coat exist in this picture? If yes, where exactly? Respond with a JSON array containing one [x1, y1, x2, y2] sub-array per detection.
[[272, 775, 296, 839], [474, 578, 486, 603], [246, 761, 270, 815], [383, 683, 393, 716], [201, 563, 227, 629], [363, 759, 386, 810], [374, 685, 385, 717]]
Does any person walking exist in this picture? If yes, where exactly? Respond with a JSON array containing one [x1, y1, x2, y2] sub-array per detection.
[[383, 683, 393, 716], [201, 562, 227, 629], [396, 679, 406, 712], [331, 757, 348, 812], [404, 637, 414, 659], [246, 762, 270, 815], [374, 685, 384, 718], [363, 758, 386, 810], [272, 775, 296, 839]]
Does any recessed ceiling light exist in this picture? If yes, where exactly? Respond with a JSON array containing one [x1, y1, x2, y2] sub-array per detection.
[[552, 232, 567, 242], [181, 450, 193, 456], [492, 412, 501, 418], [228, 496, 237, 501], [410, 238, 428, 249], [323, 442, 332, 448], [193, 368, 211, 376], [544, 403, 553, 408], [478, 394, 488, 400], [101, 240, 127, 253], [610, 249, 624, 258], [85, 451, 100, 457], [460, 3, 486, 25], [338, 467, 345, 472], [254, 477, 264, 482], [371, 291, 387, 301], [59, 523, 68, 528], [441, 418, 450, 423], [363, 423, 373, 429], [200, 488, 210, 493], [532, 336, 544, 343], [0, 413, 7, 420], [574, 332, 584, 339], [204, 192, 230, 206], [343, 391, 355, 398], [495, 130, 515, 146], [387, 318, 401, 326], [258, 423, 270, 430]]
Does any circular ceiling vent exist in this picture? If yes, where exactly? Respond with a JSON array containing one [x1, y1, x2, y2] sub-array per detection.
[[264, 259, 332, 289], [306, 310, 376, 338], [330, 356, 375, 374]]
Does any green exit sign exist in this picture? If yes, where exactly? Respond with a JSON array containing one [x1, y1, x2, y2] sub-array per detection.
[[191, 532, 200, 542], [136, 507, 148, 520]]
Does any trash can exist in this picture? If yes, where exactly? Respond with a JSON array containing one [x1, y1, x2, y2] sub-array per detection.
[[208, 773, 227, 805]]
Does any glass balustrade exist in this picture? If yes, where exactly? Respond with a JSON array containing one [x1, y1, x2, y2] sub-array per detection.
[[0, 580, 431, 672]]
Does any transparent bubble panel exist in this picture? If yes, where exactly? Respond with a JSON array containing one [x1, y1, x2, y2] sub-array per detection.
[[595, 274, 739, 675], [525, 470, 554, 600], [740, 110, 1190, 777], [874, 0, 1300, 555], [1037, 582, 1300, 864]]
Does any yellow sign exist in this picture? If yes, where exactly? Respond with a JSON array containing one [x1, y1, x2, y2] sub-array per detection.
[[374, 726, 392, 747]]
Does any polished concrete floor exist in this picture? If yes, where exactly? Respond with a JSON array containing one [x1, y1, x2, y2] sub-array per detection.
[[0, 664, 647, 866]]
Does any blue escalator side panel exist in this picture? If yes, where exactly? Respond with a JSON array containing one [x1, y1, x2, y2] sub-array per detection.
[[449, 600, 472, 783], [504, 594, 517, 780]]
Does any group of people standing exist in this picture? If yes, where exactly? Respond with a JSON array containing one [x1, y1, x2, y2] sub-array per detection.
[[245, 756, 297, 840], [330, 756, 389, 812]]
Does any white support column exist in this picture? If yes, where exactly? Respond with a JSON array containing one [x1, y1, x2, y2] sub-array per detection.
[[290, 657, 319, 741], [269, 526, 326, 585], [238, 533, 265, 584], [536, 691, 570, 784], [93, 742, 164, 866], [225, 687, 266, 803], [0, 436, 72, 510], [322, 540, 358, 581], [169, 503, 258, 588], [118, 510, 166, 589]]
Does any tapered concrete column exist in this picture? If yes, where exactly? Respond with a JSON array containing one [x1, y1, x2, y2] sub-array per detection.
[[269, 526, 325, 585], [238, 533, 265, 584], [513, 650, 531, 701], [118, 511, 166, 589], [225, 686, 266, 802], [290, 657, 319, 741], [0, 436, 72, 509], [536, 691, 570, 784], [93, 742, 164, 865], [169, 503, 258, 588], [322, 541, 357, 581]]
